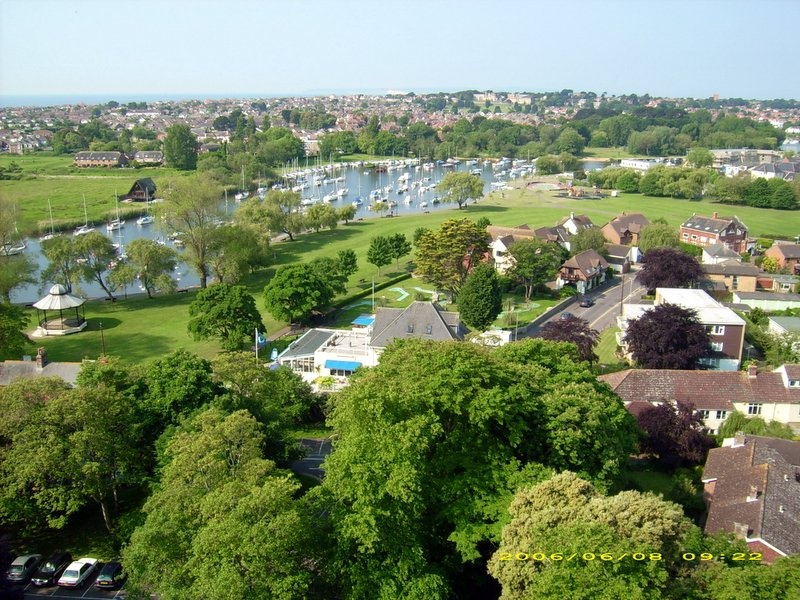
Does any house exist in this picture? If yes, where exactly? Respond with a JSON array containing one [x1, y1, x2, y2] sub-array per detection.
[[617, 288, 746, 371], [680, 212, 750, 254], [701, 243, 742, 265], [701, 260, 761, 293], [601, 213, 649, 246], [603, 244, 633, 274], [768, 316, 800, 337], [619, 158, 658, 172], [765, 243, 800, 275], [276, 303, 467, 389], [532, 225, 572, 251], [732, 291, 800, 312], [558, 212, 594, 236], [486, 224, 538, 274], [123, 177, 157, 202], [132, 150, 163, 166], [748, 158, 800, 181], [556, 249, 608, 294], [701, 434, 800, 562], [599, 364, 800, 434], [73, 151, 128, 168]]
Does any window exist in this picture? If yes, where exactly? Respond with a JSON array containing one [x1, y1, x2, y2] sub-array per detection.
[[716, 410, 727, 420], [731, 276, 738, 291], [747, 403, 763, 416], [789, 379, 800, 388], [407, 324, 414, 333], [711, 341, 723, 352], [425, 325, 433, 335], [691, 234, 698, 240], [699, 410, 710, 420], [707, 325, 725, 336], [682, 232, 689, 238]]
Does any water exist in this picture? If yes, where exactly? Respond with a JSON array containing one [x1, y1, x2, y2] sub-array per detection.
[[10, 159, 522, 304]]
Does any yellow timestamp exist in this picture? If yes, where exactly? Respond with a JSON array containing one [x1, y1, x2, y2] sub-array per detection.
[[681, 552, 763, 561], [497, 552, 664, 562]]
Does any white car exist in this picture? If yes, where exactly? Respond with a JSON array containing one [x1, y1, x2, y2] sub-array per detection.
[[57, 557, 98, 588]]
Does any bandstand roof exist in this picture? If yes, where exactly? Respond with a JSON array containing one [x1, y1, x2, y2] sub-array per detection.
[[33, 284, 85, 310]]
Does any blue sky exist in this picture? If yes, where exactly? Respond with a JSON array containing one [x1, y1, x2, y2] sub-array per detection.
[[1, 0, 798, 102]]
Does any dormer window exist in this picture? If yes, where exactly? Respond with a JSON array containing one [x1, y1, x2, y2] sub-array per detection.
[[425, 325, 433, 335], [789, 379, 800, 388], [407, 324, 414, 333]]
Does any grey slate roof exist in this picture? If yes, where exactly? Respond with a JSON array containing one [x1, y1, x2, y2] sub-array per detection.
[[370, 302, 465, 348], [278, 329, 334, 359], [702, 261, 761, 277], [704, 243, 741, 259], [681, 214, 746, 233], [0, 360, 82, 386]]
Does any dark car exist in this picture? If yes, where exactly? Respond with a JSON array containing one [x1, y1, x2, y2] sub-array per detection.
[[94, 561, 126, 589], [31, 551, 72, 587], [579, 297, 594, 308], [560, 311, 574, 320], [6, 554, 42, 584]]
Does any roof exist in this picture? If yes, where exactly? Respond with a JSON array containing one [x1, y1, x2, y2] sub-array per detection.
[[32, 284, 85, 310], [703, 243, 741, 259], [702, 436, 800, 556], [599, 367, 800, 411], [655, 288, 745, 326], [370, 301, 465, 348], [558, 213, 594, 229], [351, 315, 375, 327], [769, 316, 800, 333], [74, 151, 123, 160], [533, 225, 571, 244], [604, 243, 631, 259], [560, 249, 608, 277], [0, 360, 82, 386], [486, 225, 537, 243], [767, 243, 800, 260], [681, 213, 746, 233], [734, 291, 800, 302], [277, 329, 335, 360], [323, 359, 361, 371], [603, 213, 649, 235], [702, 261, 762, 277]]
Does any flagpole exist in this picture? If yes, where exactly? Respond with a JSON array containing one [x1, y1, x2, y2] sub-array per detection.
[[255, 328, 259, 363]]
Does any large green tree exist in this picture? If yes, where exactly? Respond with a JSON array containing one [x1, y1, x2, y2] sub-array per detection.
[[122, 408, 322, 599], [163, 123, 198, 170], [263, 263, 335, 324], [157, 173, 224, 288], [366, 235, 393, 275], [506, 238, 566, 301], [570, 226, 608, 256], [387, 232, 412, 268], [414, 218, 490, 296], [188, 283, 264, 351], [489, 472, 694, 600], [40, 235, 80, 293], [436, 171, 485, 209], [109, 238, 178, 298], [74, 230, 119, 300], [143, 349, 219, 425], [0, 195, 36, 300], [0, 301, 31, 360], [457, 263, 502, 330], [638, 222, 681, 252], [322, 339, 638, 598], [263, 189, 304, 241]]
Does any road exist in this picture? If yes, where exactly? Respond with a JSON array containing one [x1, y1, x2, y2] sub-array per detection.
[[15, 571, 125, 600], [290, 438, 332, 482]]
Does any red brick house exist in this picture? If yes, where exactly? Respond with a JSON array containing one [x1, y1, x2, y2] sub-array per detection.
[[601, 212, 649, 246], [556, 249, 608, 294], [680, 212, 750, 254], [765, 243, 800, 275]]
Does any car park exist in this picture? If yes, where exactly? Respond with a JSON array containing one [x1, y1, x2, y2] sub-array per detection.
[[94, 560, 126, 589], [57, 557, 98, 588], [5, 554, 42, 583], [579, 297, 594, 308], [31, 551, 72, 586]]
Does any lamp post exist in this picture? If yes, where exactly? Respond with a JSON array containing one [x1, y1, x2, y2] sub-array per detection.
[[99, 321, 106, 355], [619, 273, 625, 316]]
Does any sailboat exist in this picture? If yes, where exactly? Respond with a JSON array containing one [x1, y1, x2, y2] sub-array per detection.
[[106, 196, 125, 231], [136, 188, 154, 225], [39, 199, 59, 241], [74, 195, 94, 236]]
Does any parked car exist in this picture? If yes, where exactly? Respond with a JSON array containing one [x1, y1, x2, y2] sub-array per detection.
[[57, 557, 98, 588], [6, 554, 42, 583], [31, 551, 72, 586], [94, 561, 126, 589], [560, 312, 574, 320], [579, 297, 594, 308]]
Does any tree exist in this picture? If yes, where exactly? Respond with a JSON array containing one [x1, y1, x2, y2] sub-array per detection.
[[322, 339, 638, 597], [538, 315, 599, 363], [636, 248, 703, 294], [40, 235, 79, 293], [457, 264, 502, 330], [555, 127, 586, 154], [488, 472, 694, 600], [0, 301, 30, 360], [693, 555, 800, 600], [570, 226, 608, 256], [73, 230, 118, 300], [337, 248, 358, 280], [387, 233, 412, 268], [163, 123, 198, 170], [624, 303, 710, 369], [0, 195, 36, 301], [207, 224, 270, 284], [761, 255, 780, 273], [506, 238, 566, 301], [304, 202, 338, 232], [143, 350, 219, 426], [110, 238, 177, 298], [717, 410, 797, 440], [337, 203, 357, 224], [188, 283, 264, 351], [0, 383, 144, 532], [157, 173, 223, 288], [263, 263, 335, 324], [263, 189, 304, 241], [638, 222, 681, 252], [535, 154, 561, 175], [122, 408, 322, 599], [414, 218, 490, 296], [366, 235, 393, 275], [686, 147, 713, 168], [637, 399, 715, 467], [436, 171, 484, 209]]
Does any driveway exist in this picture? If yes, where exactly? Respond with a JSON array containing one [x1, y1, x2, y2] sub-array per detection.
[[289, 438, 333, 481]]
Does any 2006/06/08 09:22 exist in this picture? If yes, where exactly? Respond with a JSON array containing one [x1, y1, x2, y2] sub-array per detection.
[[496, 551, 764, 562]]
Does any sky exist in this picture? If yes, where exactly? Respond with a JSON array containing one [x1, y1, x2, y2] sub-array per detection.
[[1, 0, 799, 105]]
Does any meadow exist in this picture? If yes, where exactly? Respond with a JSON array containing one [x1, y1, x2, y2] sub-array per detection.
[[9, 153, 800, 364]]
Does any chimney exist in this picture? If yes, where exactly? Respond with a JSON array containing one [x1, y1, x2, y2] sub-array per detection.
[[732, 432, 747, 447], [748, 364, 758, 378], [746, 485, 760, 502], [712, 212, 718, 219], [570, 211, 575, 219], [733, 522, 749, 539], [35, 347, 48, 370]]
